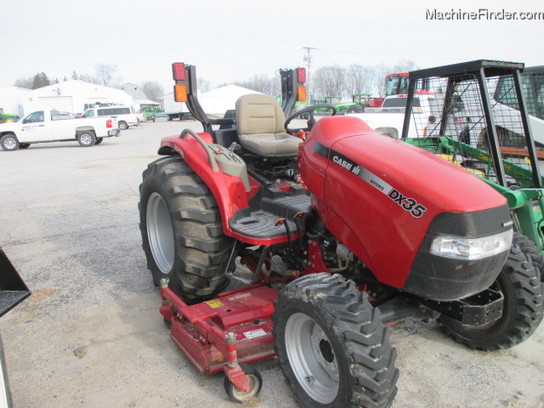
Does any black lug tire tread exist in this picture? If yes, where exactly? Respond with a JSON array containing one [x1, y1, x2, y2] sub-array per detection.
[[139, 156, 233, 303], [439, 233, 544, 351], [272, 273, 398, 408], [515, 233, 544, 283]]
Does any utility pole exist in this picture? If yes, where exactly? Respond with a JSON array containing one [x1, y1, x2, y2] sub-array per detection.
[[302, 46, 315, 100]]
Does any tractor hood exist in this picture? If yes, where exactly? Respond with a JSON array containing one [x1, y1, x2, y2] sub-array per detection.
[[299, 116, 511, 301]]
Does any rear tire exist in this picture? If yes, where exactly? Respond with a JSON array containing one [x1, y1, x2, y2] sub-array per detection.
[[119, 121, 128, 130], [139, 156, 234, 303], [440, 233, 544, 350], [77, 131, 96, 146], [273, 273, 398, 408]]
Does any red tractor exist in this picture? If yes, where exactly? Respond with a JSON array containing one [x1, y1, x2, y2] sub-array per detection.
[[139, 63, 543, 407]]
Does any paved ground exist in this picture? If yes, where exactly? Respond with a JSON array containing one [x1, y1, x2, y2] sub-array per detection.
[[0, 120, 543, 408]]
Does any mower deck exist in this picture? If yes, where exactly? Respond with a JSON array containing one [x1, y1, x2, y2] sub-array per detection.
[[160, 282, 278, 375]]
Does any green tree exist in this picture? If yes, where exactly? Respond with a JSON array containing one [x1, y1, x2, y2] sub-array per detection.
[[32, 72, 51, 89]]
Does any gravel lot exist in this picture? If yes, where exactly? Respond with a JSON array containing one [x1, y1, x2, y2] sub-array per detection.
[[0, 120, 543, 408]]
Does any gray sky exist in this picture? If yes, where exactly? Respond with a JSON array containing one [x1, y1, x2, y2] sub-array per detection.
[[3, 0, 543, 91]]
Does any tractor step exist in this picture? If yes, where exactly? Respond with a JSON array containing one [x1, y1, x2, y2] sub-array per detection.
[[229, 185, 311, 239], [230, 210, 299, 239]]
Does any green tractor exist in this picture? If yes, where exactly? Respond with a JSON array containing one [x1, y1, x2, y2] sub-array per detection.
[[0, 112, 19, 124], [139, 107, 164, 121], [309, 96, 364, 114], [402, 60, 544, 291]]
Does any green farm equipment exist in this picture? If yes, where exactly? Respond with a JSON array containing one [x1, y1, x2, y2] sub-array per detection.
[[310, 96, 364, 114], [0, 113, 19, 124], [402, 60, 544, 279], [139, 107, 164, 121]]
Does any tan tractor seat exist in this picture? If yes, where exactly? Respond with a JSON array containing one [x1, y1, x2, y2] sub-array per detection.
[[235, 94, 302, 157]]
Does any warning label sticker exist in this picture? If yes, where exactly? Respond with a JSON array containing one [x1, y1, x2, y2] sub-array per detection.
[[205, 299, 224, 309], [243, 329, 267, 339]]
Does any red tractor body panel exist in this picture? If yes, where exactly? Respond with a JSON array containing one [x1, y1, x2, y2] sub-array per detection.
[[160, 134, 247, 221], [160, 134, 294, 246], [300, 117, 507, 289]]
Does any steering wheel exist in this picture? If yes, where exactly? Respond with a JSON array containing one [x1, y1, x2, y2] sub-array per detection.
[[284, 104, 337, 133]]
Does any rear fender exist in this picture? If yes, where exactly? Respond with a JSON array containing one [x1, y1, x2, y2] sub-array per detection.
[[159, 134, 249, 237], [75, 126, 96, 137]]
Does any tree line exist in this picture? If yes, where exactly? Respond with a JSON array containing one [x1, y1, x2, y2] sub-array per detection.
[[13, 59, 416, 104], [234, 59, 417, 100]]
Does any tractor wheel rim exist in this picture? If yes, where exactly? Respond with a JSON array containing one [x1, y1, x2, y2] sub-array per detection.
[[146, 192, 175, 274], [5, 138, 16, 149], [81, 134, 92, 145], [285, 312, 339, 404]]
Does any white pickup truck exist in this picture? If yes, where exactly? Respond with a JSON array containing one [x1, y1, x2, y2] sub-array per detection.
[[0, 110, 120, 151], [348, 94, 439, 139]]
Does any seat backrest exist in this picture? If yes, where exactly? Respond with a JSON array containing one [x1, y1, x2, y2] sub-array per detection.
[[235, 94, 286, 137]]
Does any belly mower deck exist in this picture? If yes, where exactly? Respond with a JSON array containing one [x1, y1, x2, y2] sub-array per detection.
[[159, 281, 278, 398]]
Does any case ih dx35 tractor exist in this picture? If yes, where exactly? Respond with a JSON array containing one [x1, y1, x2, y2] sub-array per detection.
[[139, 62, 543, 408]]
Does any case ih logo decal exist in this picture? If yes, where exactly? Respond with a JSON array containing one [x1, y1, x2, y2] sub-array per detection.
[[332, 155, 362, 176], [314, 143, 427, 218]]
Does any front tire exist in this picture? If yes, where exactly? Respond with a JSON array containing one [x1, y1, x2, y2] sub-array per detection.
[[273, 273, 398, 408], [0, 134, 20, 151], [440, 233, 544, 350], [139, 156, 234, 303]]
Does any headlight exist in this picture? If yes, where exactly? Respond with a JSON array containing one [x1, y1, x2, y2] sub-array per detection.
[[430, 229, 513, 260]]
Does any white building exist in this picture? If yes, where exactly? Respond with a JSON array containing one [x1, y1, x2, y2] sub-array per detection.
[[0, 87, 31, 117], [120, 82, 160, 108], [199, 85, 262, 117], [21, 81, 137, 115]]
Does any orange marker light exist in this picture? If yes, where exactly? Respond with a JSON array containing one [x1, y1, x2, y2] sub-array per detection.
[[297, 86, 307, 102], [174, 84, 188, 102]]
